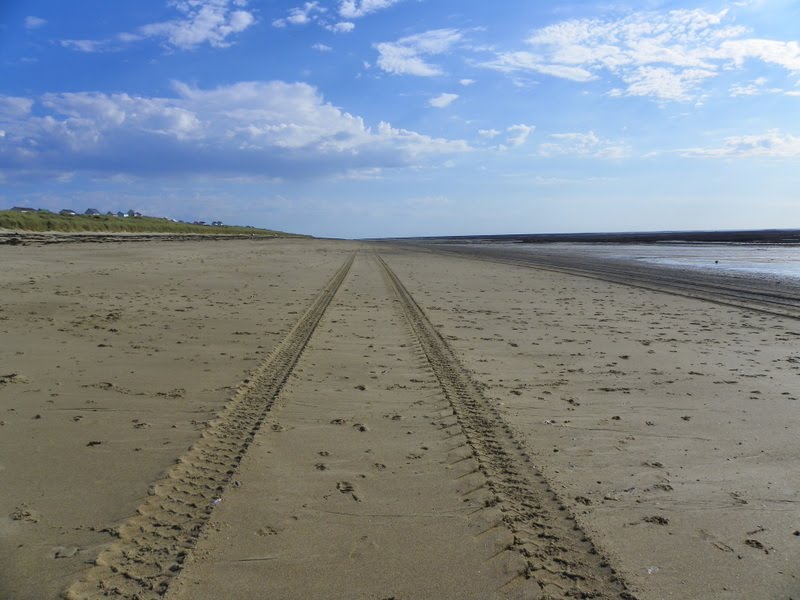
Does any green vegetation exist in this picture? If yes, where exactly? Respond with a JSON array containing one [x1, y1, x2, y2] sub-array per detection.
[[0, 210, 304, 237]]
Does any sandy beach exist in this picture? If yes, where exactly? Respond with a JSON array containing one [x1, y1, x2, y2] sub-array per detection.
[[2, 238, 799, 599]]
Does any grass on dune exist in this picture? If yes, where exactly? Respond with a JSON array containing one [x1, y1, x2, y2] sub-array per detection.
[[0, 211, 305, 237]]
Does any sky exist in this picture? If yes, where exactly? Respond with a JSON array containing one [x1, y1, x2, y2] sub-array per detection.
[[1, 0, 798, 238]]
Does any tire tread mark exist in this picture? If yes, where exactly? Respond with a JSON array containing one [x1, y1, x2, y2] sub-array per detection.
[[404, 245, 800, 321], [376, 253, 635, 600], [65, 253, 355, 600]]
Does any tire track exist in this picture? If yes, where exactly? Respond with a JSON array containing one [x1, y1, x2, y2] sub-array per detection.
[[65, 254, 355, 600], [412, 244, 800, 320], [376, 254, 635, 600]]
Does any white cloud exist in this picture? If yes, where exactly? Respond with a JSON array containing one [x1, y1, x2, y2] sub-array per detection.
[[408, 195, 454, 207], [117, 32, 143, 43], [479, 128, 501, 138], [339, 0, 403, 19], [429, 93, 459, 108], [60, 39, 107, 53], [506, 124, 534, 147], [63, 1, 256, 52], [715, 38, 800, 72], [328, 21, 355, 33], [623, 66, 717, 101], [459, 79, 476, 86], [139, 0, 255, 49], [482, 8, 800, 101], [273, 2, 325, 28], [681, 130, 800, 158], [312, 43, 332, 52], [24, 16, 47, 29], [0, 81, 470, 181], [539, 131, 628, 158], [375, 29, 463, 76], [482, 51, 596, 82], [0, 96, 34, 119], [274, 2, 361, 31], [729, 77, 784, 97]]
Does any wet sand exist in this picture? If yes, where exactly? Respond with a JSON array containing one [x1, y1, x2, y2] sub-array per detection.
[[1, 239, 798, 599], [0, 239, 356, 599], [381, 243, 800, 599]]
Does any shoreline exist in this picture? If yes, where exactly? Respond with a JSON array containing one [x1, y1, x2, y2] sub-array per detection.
[[380, 228, 800, 245]]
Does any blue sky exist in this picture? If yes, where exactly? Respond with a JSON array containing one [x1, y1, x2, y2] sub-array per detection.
[[1, 0, 798, 238]]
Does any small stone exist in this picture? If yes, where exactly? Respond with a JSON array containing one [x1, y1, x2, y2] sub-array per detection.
[[53, 546, 78, 559]]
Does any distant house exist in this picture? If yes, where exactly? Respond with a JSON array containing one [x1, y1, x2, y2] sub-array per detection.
[[85, 208, 101, 216], [10, 206, 36, 213], [193, 221, 207, 226], [59, 209, 77, 216], [211, 221, 223, 226], [116, 211, 126, 218]]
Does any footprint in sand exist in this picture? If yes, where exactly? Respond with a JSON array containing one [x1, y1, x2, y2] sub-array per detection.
[[336, 481, 361, 502]]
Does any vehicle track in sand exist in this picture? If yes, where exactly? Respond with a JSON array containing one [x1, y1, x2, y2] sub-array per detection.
[[376, 253, 634, 599], [407, 244, 800, 321], [64, 254, 355, 600]]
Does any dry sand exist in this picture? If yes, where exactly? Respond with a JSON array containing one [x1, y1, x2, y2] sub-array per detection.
[[1, 239, 798, 599]]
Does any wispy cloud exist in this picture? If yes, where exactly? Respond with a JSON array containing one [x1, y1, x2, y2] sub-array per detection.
[[139, 0, 256, 49], [429, 93, 459, 108], [0, 82, 470, 181], [62, 0, 256, 52], [24, 16, 47, 30], [482, 8, 800, 101], [728, 77, 785, 97], [482, 51, 595, 82], [339, 0, 403, 19], [60, 39, 108, 53], [476, 124, 535, 150], [272, 2, 325, 28], [328, 21, 355, 33], [0, 96, 34, 119], [681, 130, 800, 158], [539, 131, 628, 158], [375, 29, 463, 76], [312, 43, 333, 52], [506, 124, 534, 147], [274, 0, 393, 32]]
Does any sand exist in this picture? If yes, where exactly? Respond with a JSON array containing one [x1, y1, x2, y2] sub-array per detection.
[[0, 239, 356, 599], [1, 238, 798, 599], [380, 244, 800, 599]]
